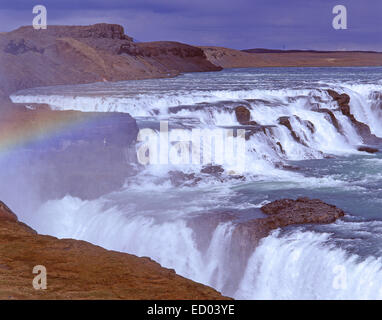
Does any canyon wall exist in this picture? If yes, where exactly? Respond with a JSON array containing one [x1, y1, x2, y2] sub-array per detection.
[[0, 23, 221, 98]]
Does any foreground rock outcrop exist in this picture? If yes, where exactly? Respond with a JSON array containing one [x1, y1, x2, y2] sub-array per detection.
[[0, 201, 229, 300]]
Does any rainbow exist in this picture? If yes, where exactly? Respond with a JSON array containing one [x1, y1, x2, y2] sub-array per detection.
[[0, 109, 100, 154]]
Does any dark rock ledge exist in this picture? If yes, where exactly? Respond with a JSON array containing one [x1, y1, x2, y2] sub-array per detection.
[[233, 197, 345, 246], [357, 146, 379, 154]]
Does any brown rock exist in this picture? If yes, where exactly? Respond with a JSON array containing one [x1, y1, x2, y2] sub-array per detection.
[[201, 165, 224, 175], [233, 197, 345, 245], [0, 202, 17, 222], [258, 197, 344, 232], [327, 89, 350, 106], [235, 106, 257, 125], [278, 116, 307, 146], [0, 24, 221, 98], [314, 108, 343, 133], [326, 89, 382, 144], [0, 202, 230, 300], [260, 197, 344, 220], [235, 106, 250, 124], [276, 142, 286, 154], [358, 146, 379, 153]]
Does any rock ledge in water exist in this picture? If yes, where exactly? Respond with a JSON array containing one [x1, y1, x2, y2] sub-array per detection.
[[260, 197, 345, 224], [235, 106, 258, 125], [357, 146, 379, 154], [233, 198, 345, 246]]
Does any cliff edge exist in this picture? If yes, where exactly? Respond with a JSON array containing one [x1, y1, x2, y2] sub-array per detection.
[[0, 201, 229, 300], [0, 23, 221, 97]]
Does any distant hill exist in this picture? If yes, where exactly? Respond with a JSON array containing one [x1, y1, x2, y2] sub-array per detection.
[[1, 23, 381, 101], [200, 46, 382, 69], [243, 48, 381, 54]]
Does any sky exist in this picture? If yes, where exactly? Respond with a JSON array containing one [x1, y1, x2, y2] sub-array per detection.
[[0, 0, 381, 51]]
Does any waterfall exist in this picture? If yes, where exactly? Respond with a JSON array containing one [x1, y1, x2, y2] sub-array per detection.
[[20, 195, 382, 300], [7, 68, 382, 299]]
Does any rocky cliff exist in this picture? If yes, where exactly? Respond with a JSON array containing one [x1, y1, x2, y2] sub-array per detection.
[[0, 23, 221, 98], [0, 201, 229, 299]]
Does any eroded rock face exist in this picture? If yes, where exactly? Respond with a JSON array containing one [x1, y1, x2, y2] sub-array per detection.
[[235, 106, 257, 125], [233, 197, 345, 246], [314, 108, 343, 134], [4, 39, 45, 55], [278, 116, 308, 146], [235, 106, 250, 124], [0, 202, 229, 300], [9, 24, 131, 41], [0, 202, 17, 222], [201, 165, 225, 175], [260, 197, 344, 220], [358, 146, 379, 153], [0, 24, 221, 98], [327, 89, 350, 107], [327, 89, 381, 144]]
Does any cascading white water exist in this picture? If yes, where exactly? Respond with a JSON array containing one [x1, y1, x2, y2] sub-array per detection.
[[235, 229, 382, 300], [22, 194, 382, 300], [341, 84, 382, 137], [10, 83, 378, 174]]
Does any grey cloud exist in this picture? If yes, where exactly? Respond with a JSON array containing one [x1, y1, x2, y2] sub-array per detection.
[[0, 0, 380, 50]]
